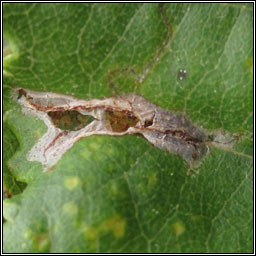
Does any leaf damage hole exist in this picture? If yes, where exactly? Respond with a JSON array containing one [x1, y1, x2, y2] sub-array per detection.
[[14, 88, 235, 172]]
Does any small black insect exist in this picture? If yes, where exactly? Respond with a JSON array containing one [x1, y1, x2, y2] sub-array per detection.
[[178, 69, 187, 81]]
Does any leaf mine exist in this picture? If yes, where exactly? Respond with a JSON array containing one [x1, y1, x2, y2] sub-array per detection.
[[15, 88, 212, 172]]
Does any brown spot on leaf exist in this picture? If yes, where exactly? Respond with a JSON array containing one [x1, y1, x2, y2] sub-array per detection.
[[48, 111, 94, 131], [104, 109, 139, 132]]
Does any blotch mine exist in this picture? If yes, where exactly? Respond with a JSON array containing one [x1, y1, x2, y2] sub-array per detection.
[[14, 88, 217, 172]]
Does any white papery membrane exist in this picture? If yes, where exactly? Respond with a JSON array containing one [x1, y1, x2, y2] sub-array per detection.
[[14, 88, 234, 172]]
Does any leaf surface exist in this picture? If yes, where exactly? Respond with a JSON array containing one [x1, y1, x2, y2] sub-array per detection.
[[3, 3, 253, 253]]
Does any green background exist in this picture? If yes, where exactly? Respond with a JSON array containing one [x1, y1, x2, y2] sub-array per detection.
[[3, 3, 253, 253]]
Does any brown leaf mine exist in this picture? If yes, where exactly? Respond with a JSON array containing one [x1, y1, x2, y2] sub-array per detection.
[[14, 88, 210, 172], [104, 110, 139, 132], [48, 110, 95, 131]]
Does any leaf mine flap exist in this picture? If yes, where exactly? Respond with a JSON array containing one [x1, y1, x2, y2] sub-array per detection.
[[48, 111, 95, 131], [15, 88, 210, 172]]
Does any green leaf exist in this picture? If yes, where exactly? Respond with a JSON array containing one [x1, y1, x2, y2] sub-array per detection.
[[3, 121, 27, 197], [3, 3, 253, 253]]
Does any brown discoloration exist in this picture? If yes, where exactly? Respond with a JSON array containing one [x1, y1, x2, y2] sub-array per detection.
[[3, 189, 12, 198], [26, 99, 50, 112], [48, 111, 94, 131], [17, 89, 27, 99], [165, 130, 203, 143], [104, 109, 139, 132]]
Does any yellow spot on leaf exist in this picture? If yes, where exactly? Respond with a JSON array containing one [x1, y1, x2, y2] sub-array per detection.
[[147, 171, 157, 186], [84, 226, 99, 249], [65, 176, 80, 190], [84, 214, 126, 247], [108, 180, 129, 200], [34, 233, 51, 252], [62, 202, 78, 216], [85, 226, 99, 240], [89, 141, 101, 150], [108, 181, 118, 196], [246, 57, 253, 80], [172, 221, 185, 236], [80, 149, 92, 159], [100, 215, 126, 238], [23, 230, 32, 239], [105, 146, 115, 157]]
